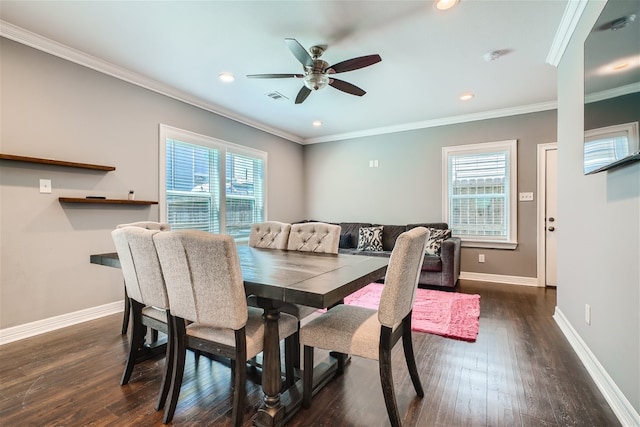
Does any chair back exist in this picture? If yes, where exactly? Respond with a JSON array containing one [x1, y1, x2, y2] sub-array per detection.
[[153, 230, 248, 330], [248, 221, 291, 250], [111, 227, 169, 309], [378, 227, 430, 328], [287, 222, 341, 254], [117, 221, 171, 231]]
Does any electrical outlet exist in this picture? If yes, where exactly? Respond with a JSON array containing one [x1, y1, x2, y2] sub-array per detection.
[[585, 304, 591, 325], [39, 179, 52, 194], [478, 254, 485, 263]]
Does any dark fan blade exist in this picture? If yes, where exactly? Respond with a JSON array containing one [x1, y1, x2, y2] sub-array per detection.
[[285, 38, 314, 68], [295, 86, 312, 104], [328, 54, 381, 74], [329, 78, 366, 96], [246, 74, 304, 79]]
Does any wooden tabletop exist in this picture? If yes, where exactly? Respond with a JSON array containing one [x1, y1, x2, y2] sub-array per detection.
[[91, 246, 388, 309]]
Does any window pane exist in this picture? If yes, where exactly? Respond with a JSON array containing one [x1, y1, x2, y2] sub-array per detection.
[[165, 139, 220, 233], [226, 152, 264, 239], [448, 151, 509, 238]]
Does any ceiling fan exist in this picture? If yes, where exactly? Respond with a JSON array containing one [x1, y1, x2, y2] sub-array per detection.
[[247, 38, 382, 104]]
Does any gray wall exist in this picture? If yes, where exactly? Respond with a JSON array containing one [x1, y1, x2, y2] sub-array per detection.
[[303, 110, 557, 277], [0, 39, 304, 329], [558, 1, 639, 415]]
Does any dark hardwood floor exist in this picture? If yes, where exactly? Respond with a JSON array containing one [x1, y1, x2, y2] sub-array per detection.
[[0, 281, 620, 426]]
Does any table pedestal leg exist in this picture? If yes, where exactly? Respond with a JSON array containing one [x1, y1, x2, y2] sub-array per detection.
[[254, 302, 285, 427]]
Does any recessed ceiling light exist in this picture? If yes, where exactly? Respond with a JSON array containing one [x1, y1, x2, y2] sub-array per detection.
[[612, 62, 629, 71], [218, 73, 235, 83], [435, 0, 459, 11], [312, 120, 323, 127], [460, 93, 474, 101]]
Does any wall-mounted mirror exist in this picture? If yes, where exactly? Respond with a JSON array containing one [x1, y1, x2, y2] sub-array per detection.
[[584, 0, 640, 174]]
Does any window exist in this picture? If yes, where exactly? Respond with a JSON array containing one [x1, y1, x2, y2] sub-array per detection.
[[159, 125, 266, 240], [442, 140, 517, 249], [583, 122, 639, 174]]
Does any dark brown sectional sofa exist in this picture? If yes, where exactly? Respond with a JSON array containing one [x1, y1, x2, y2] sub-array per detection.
[[316, 221, 461, 289]]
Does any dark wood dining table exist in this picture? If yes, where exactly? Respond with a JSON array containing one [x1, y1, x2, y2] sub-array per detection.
[[91, 245, 389, 427]]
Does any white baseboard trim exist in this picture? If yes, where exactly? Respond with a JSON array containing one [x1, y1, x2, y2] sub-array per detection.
[[554, 307, 640, 427], [459, 271, 540, 287], [0, 300, 124, 346]]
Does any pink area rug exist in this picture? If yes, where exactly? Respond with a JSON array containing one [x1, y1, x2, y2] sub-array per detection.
[[344, 283, 480, 342]]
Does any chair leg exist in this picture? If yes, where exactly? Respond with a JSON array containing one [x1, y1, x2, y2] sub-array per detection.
[[402, 315, 424, 398], [379, 327, 402, 427], [163, 317, 186, 424], [121, 283, 130, 335], [121, 299, 145, 385], [303, 345, 314, 409], [291, 322, 301, 370], [156, 312, 174, 411], [231, 329, 247, 427], [283, 333, 297, 389]]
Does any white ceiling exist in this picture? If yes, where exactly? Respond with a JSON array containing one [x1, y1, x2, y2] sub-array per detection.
[[0, 1, 570, 144]]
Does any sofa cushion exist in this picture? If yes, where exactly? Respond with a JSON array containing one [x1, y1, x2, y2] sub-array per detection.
[[407, 222, 449, 231], [376, 224, 406, 252], [339, 233, 352, 249], [357, 226, 384, 251], [425, 228, 452, 255], [421, 255, 443, 272], [339, 222, 373, 248]]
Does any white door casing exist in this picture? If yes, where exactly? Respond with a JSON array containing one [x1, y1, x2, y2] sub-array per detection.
[[537, 143, 558, 287]]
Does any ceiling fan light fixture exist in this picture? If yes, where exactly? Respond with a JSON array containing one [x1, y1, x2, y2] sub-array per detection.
[[303, 74, 330, 91], [435, 0, 459, 11]]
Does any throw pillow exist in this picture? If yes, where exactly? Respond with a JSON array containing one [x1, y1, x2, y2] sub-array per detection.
[[357, 226, 384, 251], [339, 233, 352, 249], [425, 228, 452, 255]]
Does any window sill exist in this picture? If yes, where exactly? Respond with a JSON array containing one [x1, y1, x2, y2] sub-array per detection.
[[460, 240, 518, 250]]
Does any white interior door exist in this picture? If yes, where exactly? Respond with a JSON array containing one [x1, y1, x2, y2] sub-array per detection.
[[544, 148, 558, 287]]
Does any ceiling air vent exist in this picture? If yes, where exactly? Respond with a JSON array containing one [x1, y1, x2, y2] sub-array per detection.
[[266, 91, 288, 101]]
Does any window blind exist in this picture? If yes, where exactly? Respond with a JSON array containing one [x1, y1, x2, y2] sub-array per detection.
[[448, 150, 509, 238], [163, 133, 265, 239]]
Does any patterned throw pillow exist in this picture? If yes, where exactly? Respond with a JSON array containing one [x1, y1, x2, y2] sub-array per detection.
[[425, 228, 452, 255], [357, 226, 384, 251]]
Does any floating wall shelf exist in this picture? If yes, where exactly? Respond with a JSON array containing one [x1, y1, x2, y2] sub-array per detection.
[[0, 153, 115, 171], [59, 198, 158, 205]]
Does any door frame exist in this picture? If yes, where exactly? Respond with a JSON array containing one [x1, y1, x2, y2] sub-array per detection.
[[536, 142, 558, 287]]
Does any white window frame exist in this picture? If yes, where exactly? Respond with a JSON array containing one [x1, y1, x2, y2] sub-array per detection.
[[159, 124, 267, 241], [442, 139, 518, 249], [583, 121, 639, 174]]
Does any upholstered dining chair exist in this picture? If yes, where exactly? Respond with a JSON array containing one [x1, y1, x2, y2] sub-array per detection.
[[153, 230, 299, 426], [287, 222, 341, 254], [116, 221, 171, 335], [111, 226, 173, 412], [300, 226, 430, 427], [248, 221, 291, 249]]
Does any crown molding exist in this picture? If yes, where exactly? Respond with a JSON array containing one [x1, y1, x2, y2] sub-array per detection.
[[585, 82, 640, 104], [0, 20, 303, 145], [303, 101, 558, 144], [546, 0, 589, 67]]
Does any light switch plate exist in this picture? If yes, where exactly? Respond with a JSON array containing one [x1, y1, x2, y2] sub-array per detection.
[[519, 192, 534, 201]]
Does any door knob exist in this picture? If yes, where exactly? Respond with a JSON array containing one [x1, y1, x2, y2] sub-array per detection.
[[548, 226, 555, 232]]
